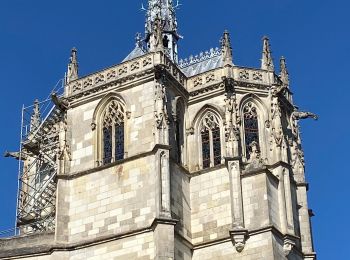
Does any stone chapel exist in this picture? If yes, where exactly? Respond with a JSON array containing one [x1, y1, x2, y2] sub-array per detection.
[[1, 0, 317, 259]]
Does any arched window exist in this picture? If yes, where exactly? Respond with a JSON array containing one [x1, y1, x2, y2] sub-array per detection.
[[243, 102, 260, 159], [200, 111, 222, 169], [101, 100, 125, 165]]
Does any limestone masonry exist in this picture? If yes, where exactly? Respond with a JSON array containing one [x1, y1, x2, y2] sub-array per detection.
[[1, 1, 317, 259]]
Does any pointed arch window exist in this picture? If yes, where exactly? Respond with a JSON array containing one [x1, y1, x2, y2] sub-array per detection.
[[200, 111, 222, 169], [102, 101, 125, 165], [243, 102, 260, 159]]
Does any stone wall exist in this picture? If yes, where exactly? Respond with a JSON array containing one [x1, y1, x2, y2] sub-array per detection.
[[192, 232, 274, 260], [69, 81, 155, 174], [190, 167, 232, 244], [170, 163, 191, 241], [62, 156, 156, 243]]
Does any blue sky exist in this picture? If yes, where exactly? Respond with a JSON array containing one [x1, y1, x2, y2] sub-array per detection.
[[0, 0, 348, 258]]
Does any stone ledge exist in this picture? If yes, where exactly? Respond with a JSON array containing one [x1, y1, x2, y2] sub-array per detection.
[[57, 144, 171, 180], [0, 217, 178, 259]]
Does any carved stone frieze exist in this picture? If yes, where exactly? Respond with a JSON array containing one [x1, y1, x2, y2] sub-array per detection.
[[239, 70, 249, 80], [189, 82, 224, 97], [252, 71, 263, 81], [206, 73, 215, 83], [193, 77, 203, 87], [106, 70, 116, 80]]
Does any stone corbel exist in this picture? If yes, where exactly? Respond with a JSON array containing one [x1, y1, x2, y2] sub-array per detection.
[[91, 122, 96, 131], [230, 228, 249, 253], [283, 237, 296, 257]]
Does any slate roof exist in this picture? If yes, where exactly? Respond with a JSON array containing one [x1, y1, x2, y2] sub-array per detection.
[[122, 45, 146, 62]]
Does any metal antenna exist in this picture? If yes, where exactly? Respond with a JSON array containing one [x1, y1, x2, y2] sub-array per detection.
[[174, 0, 181, 9]]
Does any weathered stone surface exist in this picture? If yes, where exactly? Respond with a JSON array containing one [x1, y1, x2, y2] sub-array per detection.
[[2, 1, 317, 260]]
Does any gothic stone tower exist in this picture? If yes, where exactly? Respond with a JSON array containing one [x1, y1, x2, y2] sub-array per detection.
[[1, 1, 317, 259]]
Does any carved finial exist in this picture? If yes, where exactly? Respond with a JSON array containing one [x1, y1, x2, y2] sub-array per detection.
[[66, 48, 79, 84], [221, 30, 233, 66], [30, 99, 41, 131], [149, 15, 163, 51], [261, 36, 274, 71], [280, 56, 289, 86], [135, 32, 143, 48]]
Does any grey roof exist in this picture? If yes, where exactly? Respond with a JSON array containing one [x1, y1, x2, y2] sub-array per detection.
[[179, 48, 223, 77], [122, 45, 146, 62]]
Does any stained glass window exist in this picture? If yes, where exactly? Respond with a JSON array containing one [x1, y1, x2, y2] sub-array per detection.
[[212, 127, 221, 166], [102, 101, 125, 165], [243, 102, 260, 159], [103, 126, 112, 164], [201, 130, 210, 169], [115, 123, 124, 161], [200, 111, 222, 168]]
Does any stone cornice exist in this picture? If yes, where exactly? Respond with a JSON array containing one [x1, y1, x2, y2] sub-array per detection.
[[175, 224, 305, 257], [64, 50, 282, 105], [68, 74, 154, 108], [57, 144, 171, 180], [0, 221, 312, 259], [0, 218, 177, 259]]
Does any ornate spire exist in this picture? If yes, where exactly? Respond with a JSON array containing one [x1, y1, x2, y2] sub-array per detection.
[[145, 0, 180, 62], [30, 99, 41, 131], [66, 48, 78, 84], [261, 36, 274, 71], [280, 56, 289, 86], [221, 30, 233, 66]]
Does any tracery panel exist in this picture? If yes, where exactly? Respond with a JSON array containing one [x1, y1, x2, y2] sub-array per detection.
[[200, 111, 222, 169], [101, 100, 125, 165], [243, 102, 260, 159]]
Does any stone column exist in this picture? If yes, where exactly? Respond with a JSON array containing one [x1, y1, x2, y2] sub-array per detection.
[[227, 159, 249, 253], [154, 148, 177, 260], [153, 219, 177, 260], [283, 168, 295, 234], [297, 184, 316, 259], [277, 166, 288, 234], [277, 165, 297, 257], [158, 149, 171, 218]]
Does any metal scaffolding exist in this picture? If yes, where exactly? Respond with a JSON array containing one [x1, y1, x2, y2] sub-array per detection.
[[13, 80, 66, 235]]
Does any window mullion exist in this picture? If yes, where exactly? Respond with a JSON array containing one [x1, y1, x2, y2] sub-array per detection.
[[209, 129, 214, 167], [112, 123, 116, 162]]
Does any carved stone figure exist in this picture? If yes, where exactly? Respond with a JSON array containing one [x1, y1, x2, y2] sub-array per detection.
[[149, 16, 163, 51], [270, 88, 283, 148]]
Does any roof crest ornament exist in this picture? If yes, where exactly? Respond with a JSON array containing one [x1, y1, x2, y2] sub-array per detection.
[[178, 47, 221, 68]]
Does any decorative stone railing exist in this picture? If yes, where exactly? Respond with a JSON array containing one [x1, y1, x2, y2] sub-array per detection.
[[66, 53, 154, 97], [187, 69, 223, 94], [65, 51, 189, 98], [186, 66, 274, 97], [233, 67, 273, 86], [65, 50, 275, 99]]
